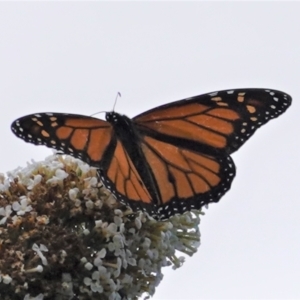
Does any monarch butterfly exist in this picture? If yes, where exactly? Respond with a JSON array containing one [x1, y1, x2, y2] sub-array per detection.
[[11, 88, 291, 219]]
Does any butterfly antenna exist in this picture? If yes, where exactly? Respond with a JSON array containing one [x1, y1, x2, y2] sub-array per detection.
[[90, 111, 105, 117], [113, 92, 121, 112], [90, 92, 121, 117]]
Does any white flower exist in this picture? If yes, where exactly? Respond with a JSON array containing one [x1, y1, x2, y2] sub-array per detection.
[[94, 220, 103, 228], [85, 200, 94, 209], [109, 292, 121, 300], [84, 271, 104, 293], [46, 168, 68, 184], [141, 237, 151, 250], [125, 250, 136, 266], [121, 274, 133, 285], [2, 274, 12, 284], [83, 228, 90, 235], [93, 256, 102, 268], [78, 161, 92, 174], [114, 209, 123, 216], [45, 155, 64, 169], [97, 265, 107, 275], [24, 293, 44, 300], [32, 243, 48, 266], [84, 176, 98, 187], [0, 205, 12, 225], [27, 174, 42, 190], [113, 216, 123, 226], [107, 278, 117, 291], [98, 248, 107, 259], [81, 257, 88, 264], [119, 223, 125, 234], [59, 250, 67, 264], [84, 262, 93, 271], [68, 188, 79, 201], [93, 249, 106, 267], [135, 217, 142, 229], [108, 234, 124, 256], [12, 196, 32, 216], [106, 223, 118, 235], [138, 258, 145, 269], [68, 188, 81, 207], [0, 177, 10, 192], [60, 273, 73, 296]]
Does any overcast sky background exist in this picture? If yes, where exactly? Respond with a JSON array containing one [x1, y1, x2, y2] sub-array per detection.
[[0, 2, 299, 299]]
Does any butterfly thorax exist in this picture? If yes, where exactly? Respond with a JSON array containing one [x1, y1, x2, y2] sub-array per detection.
[[105, 111, 146, 162], [105, 112, 138, 140]]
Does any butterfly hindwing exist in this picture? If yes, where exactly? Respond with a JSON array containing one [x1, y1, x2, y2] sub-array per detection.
[[140, 135, 235, 218], [98, 140, 156, 216]]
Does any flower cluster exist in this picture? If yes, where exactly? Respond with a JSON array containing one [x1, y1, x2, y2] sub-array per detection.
[[0, 155, 201, 299]]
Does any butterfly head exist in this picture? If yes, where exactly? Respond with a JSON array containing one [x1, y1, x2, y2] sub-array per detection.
[[106, 111, 131, 126], [105, 111, 118, 123]]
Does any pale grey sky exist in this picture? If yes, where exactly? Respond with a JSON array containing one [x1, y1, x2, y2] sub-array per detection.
[[1, 2, 299, 299]]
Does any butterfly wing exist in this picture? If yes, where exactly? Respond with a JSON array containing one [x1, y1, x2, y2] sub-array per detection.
[[97, 139, 155, 215], [134, 89, 291, 154], [133, 89, 291, 218], [139, 135, 235, 218], [11, 113, 114, 168]]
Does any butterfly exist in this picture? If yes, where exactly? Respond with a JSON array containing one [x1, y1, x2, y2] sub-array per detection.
[[11, 88, 291, 219]]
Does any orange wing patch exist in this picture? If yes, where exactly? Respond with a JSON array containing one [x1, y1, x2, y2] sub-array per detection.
[[70, 129, 89, 150], [137, 106, 240, 149], [141, 136, 221, 205], [107, 140, 152, 203], [43, 117, 113, 163], [136, 102, 209, 122], [86, 128, 112, 162]]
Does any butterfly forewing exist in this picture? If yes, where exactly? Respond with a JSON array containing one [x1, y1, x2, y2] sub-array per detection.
[[11, 113, 113, 168], [134, 89, 292, 154]]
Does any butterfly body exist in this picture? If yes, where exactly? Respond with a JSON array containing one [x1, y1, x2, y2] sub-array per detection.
[[105, 111, 162, 207], [11, 88, 292, 219]]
